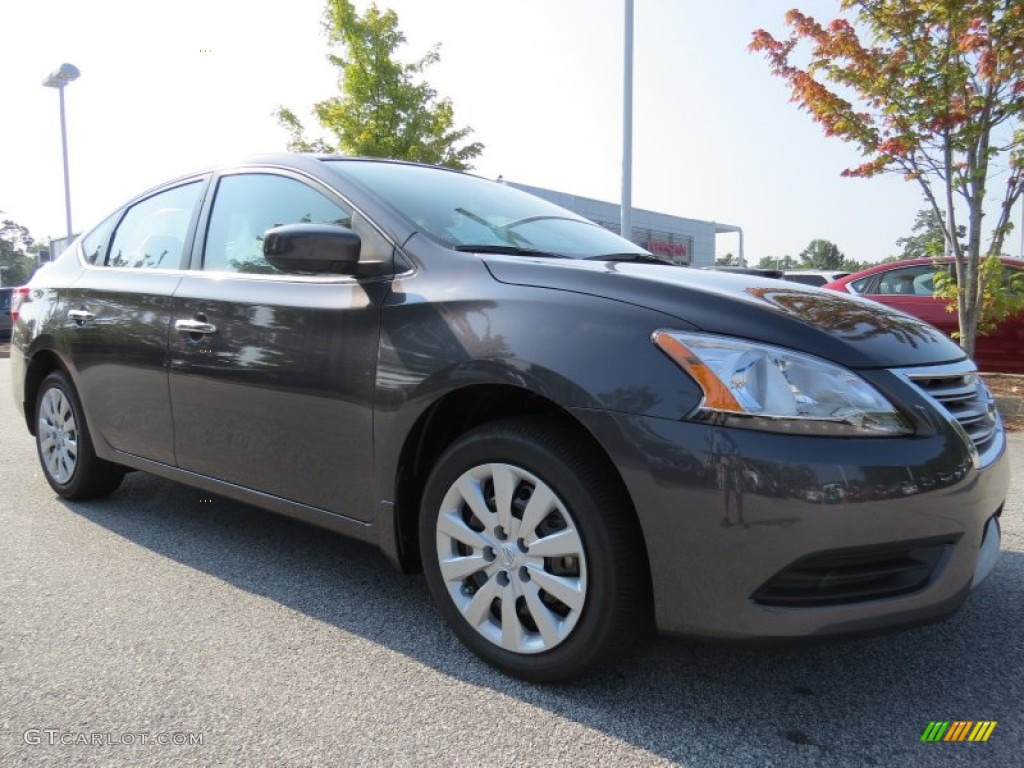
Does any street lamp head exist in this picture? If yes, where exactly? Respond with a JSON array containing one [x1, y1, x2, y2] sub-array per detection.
[[43, 63, 80, 88]]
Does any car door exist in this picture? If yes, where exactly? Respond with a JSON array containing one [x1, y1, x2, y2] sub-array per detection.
[[60, 178, 206, 464], [863, 264, 956, 336], [0, 289, 12, 338], [167, 170, 393, 519], [975, 262, 1024, 373]]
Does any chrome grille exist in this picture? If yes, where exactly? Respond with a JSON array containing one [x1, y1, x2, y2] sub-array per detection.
[[899, 362, 998, 453]]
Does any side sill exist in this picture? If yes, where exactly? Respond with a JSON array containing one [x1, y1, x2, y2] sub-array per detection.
[[109, 451, 379, 549]]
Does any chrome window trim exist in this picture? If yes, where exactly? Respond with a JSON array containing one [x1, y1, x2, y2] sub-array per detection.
[[74, 175, 211, 271], [71, 162, 413, 282]]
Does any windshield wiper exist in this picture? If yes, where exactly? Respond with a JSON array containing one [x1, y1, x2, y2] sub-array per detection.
[[584, 253, 675, 264], [454, 244, 567, 258]]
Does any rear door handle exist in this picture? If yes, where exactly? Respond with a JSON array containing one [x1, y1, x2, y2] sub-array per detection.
[[67, 309, 95, 324], [174, 319, 218, 335]]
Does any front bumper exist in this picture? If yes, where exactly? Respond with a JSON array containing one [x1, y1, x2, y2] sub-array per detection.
[[572, 408, 1008, 640]]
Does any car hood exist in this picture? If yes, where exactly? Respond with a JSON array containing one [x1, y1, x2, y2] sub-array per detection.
[[485, 258, 966, 369]]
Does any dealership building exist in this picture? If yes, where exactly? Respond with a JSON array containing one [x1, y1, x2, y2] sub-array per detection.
[[509, 181, 742, 268]]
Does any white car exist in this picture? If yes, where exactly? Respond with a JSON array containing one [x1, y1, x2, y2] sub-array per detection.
[[781, 270, 851, 286]]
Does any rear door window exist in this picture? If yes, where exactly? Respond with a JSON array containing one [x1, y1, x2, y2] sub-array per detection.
[[107, 182, 203, 269], [873, 265, 939, 296], [848, 276, 873, 294]]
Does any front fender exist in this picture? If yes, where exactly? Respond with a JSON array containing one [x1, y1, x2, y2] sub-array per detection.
[[377, 280, 703, 420], [370, 276, 706, 547]]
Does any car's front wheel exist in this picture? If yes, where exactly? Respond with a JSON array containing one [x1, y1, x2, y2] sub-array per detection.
[[419, 417, 650, 682], [35, 371, 124, 500]]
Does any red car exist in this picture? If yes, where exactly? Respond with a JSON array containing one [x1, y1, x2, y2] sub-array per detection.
[[825, 257, 1024, 374]]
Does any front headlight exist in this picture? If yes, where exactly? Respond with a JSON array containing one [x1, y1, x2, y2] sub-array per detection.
[[652, 331, 912, 436]]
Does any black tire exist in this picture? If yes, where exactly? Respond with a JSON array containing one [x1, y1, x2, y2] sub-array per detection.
[[35, 371, 125, 500], [419, 417, 650, 682]]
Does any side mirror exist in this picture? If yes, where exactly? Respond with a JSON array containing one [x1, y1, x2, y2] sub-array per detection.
[[263, 223, 361, 274]]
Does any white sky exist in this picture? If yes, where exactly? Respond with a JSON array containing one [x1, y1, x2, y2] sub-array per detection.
[[3, 0, 1015, 263]]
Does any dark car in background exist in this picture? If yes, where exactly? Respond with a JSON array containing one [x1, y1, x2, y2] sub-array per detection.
[[0, 287, 15, 339], [702, 265, 784, 279], [825, 258, 1024, 374], [10, 155, 1008, 681]]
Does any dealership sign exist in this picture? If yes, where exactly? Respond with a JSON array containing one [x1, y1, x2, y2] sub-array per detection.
[[647, 239, 689, 262]]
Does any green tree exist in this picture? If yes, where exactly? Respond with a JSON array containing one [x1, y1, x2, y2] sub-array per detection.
[[277, 1, 483, 170], [751, 1, 1024, 357], [894, 208, 967, 260], [799, 238, 846, 270], [0, 216, 38, 286], [715, 252, 739, 266], [757, 254, 797, 270]]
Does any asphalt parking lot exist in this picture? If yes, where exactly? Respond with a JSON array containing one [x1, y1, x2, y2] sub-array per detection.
[[0, 355, 1021, 768]]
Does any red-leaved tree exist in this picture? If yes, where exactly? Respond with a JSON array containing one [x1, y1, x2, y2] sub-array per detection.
[[751, 1, 1024, 356]]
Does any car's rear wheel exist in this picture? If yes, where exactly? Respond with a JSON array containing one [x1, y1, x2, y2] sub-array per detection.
[[419, 417, 649, 682], [35, 371, 124, 500]]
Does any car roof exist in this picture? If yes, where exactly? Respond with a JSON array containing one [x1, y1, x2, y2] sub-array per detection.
[[829, 257, 1024, 285], [825, 259, 931, 288], [77, 153, 477, 245], [100, 152, 477, 217]]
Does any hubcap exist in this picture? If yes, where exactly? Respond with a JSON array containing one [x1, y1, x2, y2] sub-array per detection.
[[435, 463, 587, 654], [38, 387, 79, 485]]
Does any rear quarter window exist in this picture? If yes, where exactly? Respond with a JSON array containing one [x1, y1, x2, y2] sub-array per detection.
[[81, 212, 121, 265], [848, 276, 873, 294]]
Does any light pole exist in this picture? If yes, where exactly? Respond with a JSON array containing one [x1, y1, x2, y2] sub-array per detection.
[[621, 0, 633, 242], [42, 63, 80, 240]]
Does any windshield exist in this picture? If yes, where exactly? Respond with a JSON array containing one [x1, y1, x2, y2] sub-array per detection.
[[327, 160, 648, 258]]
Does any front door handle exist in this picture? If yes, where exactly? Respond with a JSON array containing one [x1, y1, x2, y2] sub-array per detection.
[[174, 319, 218, 335], [68, 309, 95, 325]]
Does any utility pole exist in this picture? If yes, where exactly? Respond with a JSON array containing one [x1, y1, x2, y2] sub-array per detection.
[[621, 0, 634, 242]]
